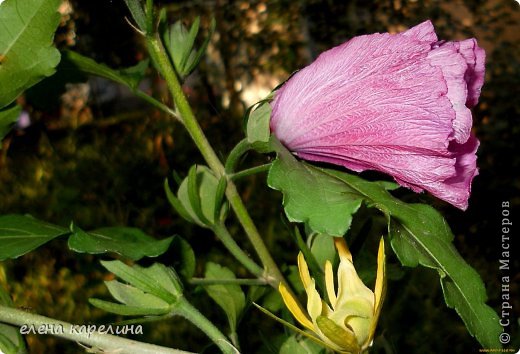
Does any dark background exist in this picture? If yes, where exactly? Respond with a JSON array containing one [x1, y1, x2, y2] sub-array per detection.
[[0, 0, 518, 353]]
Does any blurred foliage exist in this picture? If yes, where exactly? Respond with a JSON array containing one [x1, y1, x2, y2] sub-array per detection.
[[0, 0, 518, 353]]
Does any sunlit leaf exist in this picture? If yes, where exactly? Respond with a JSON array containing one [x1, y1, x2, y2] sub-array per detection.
[[0, 0, 61, 108]]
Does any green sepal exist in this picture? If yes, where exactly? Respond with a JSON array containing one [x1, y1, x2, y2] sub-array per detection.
[[164, 178, 195, 223], [176, 165, 228, 228], [246, 101, 272, 145], [214, 176, 228, 222], [187, 165, 211, 226], [100, 261, 182, 304], [163, 17, 215, 78], [315, 316, 360, 352]]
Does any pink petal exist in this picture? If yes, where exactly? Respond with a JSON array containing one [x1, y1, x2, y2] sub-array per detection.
[[402, 20, 438, 43], [428, 42, 472, 144], [454, 39, 486, 107], [270, 21, 483, 209], [418, 135, 479, 210]]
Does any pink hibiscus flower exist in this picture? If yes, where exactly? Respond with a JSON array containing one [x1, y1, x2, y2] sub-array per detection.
[[270, 20, 485, 210]]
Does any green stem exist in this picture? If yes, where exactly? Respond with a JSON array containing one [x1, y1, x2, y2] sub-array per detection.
[[212, 224, 264, 278], [225, 138, 251, 173], [0, 305, 190, 354], [146, 34, 287, 289], [175, 298, 236, 354], [229, 163, 271, 180], [133, 89, 181, 122], [190, 278, 267, 286]]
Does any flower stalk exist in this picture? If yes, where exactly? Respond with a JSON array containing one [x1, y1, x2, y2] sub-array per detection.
[[145, 34, 287, 289]]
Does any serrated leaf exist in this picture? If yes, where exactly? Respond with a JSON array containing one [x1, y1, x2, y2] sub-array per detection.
[[0, 104, 21, 141], [268, 139, 362, 235], [267, 141, 502, 348], [0, 0, 61, 108], [68, 225, 173, 260], [246, 101, 271, 144], [61, 51, 148, 90], [203, 262, 245, 334], [0, 214, 69, 260]]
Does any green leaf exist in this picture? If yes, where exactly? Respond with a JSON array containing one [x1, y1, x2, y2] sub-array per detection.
[[177, 165, 226, 227], [61, 51, 148, 90], [179, 17, 200, 71], [68, 224, 173, 260], [214, 176, 228, 223], [0, 214, 68, 260], [164, 178, 195, 223], [203, 262, 245, 334], [123, 0, 147, 32], [187, 165, 210, 225], [105, 280, 170, 310], [170, 235, 196, 280], [246, 101, 271, 145], [184, 18, 216, 75], [88, 298, 168, 316], [280, 335, 325, 354], [268, 139, 362, 235], [163, 17, 215, 78], [387, 204, 503, 349], [267, 141, 502, 348], [0, 286, 27, 354], [322, 169, 503, 348], [100, 261, 181, 304], [0, 104, 21, 142], [0, 0, 61, 108], [308, 233, 336, 270]]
